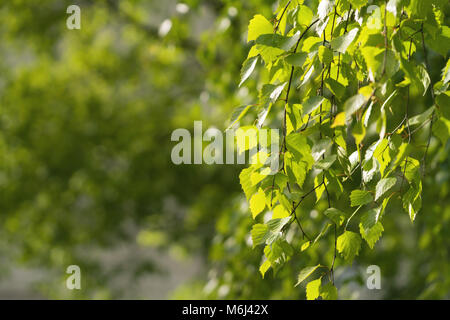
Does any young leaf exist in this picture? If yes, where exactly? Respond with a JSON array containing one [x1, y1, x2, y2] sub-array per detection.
[[295, 265, 321, 287], [337, 231, 362, 262], [302, 96, 325, 115], [239, 56, 258, 87], [352, 120, 366, 145], [330, 28, 359, 53], [326, 78, 346, 99], [285, 52, 308, 67], [301, 241, 311, 251], [350, 190, 373, 207], [359, 209, 379, 231], [318, 46, 333, 65], [402, 184, 422, 222], [272, 205, 289, 219], [407, 107, 435, 126], [374, 177, 397, 201], [240, 167, 257, 201], [344, 94, 366, 118], [349, 0, 366, 9], [255, 32, 300, 51], [323, 208, 346, 226], [314, 155, 337, 170], [227, 105, 254, 130], [331, 112, 346, 128], [432, 117, 450, 146], [286, 133, 315, 168], [247, 15, 273, 42], [360, 221, 384, 249], [297, 5, 314, 27], [250, 191, 266, 219], [259, 260, 271, 278], [320, 283, 338, 300], [251, 224, 269, 247], [306, 278, 322, 300]]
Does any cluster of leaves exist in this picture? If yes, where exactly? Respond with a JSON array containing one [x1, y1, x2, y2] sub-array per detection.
[[232, 0, 449, 299]]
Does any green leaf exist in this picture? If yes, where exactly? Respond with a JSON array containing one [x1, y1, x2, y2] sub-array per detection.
[[255, 32, 301, 64], [266, 218, 291, 244], [227, 105, 254, 130], [417, 64, 431, 96], [259, 260, 271, 278], [306, 278, 322, 300], [317, 0, 332, 20], [251, 223, 269, 247], [236, 126, 258, 153], [240, 167, 257, 201], [250, 170, 267, 186], [301, 241, 311, 251], [350, 190, 373, 207], [344, 94, 366, 118], [318, 45, 333, 65], [404, 157, 421, 184], [349, 0, 366, 9], [426, 26, 450, 57], [303, 96, 325, 115], [352, 120, 366, 145], [401, 59, 431, 96], [239, 56, 258, 87], [375, 177, 397, 201], [320, 283, 338, 300], [256, 83, 287, 128], [285, 52, 308, 67], [384, 50, 400, 78], [285, 133, 315, 169], [432, 117, 450, 146], [337, 231, 362, 262], [297, 5, 314, 27], [295, 265, 321, 287], [436, 93, 450, 118], [256, 45, 284, 64], [361, 46, 384, 78], [325, 78, 346, 99], [373, 138, 391, 177], [264, 239, 293, 268], [250, 191, 266, 219], [285, 153, 308, 187], [260, 83, 287, 104], [360, 221, 384, 249], [273, 173, 289, 191], [331, 112, 346, 127], [406, 0, 430, 17], [359, 209, 379, 231], [247, 14, 273, 42], [314, 155, 337, 170], [403, 184, 422, 222], [441, 59, 450, 85], [323, 208, 346, 226], [272, 205, 290, 219], [408, 107, 435, 126], [314, 174, 326, 202], [256, 32, 300, 51], [330, 28, 359, 53], [311, 138, 333, 161]]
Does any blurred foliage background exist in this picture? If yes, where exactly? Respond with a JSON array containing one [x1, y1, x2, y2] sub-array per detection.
[[0, 0, 448, 299]]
